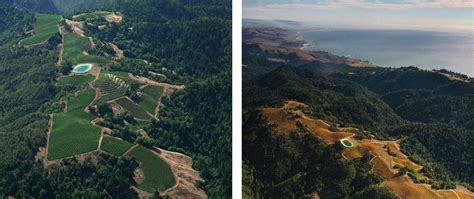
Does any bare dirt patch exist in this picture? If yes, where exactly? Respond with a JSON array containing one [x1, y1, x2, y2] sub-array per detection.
[[133, 163, 145, 184], [65, 19, 86, 37], [154, 147, 207, 199], [104, 13, 123, 23], [109, 102, 124, 115], [128, 74, 185, 90], [132, 186, 152, 198], [56, 25, 65, 66], [110, 43, 124, 60]]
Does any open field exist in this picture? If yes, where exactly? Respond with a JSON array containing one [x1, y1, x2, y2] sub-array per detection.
[[300, 117, 354, 144], [93, 72, 129, 104], [100, 136, 134, 156], [371, 156, 395, 179], [138, 85, 164, 113], [261, 107, 299, 133], [21, 14, 61, 46], [437, 190, 459, 199], [115, 97, 151, 120], [57, 75, 95, 87], [383, 176, 441, 199], [47, 89, 100, 160], [129, 146, 176, 192], [342, 143, 366, 160], [455, 188, 474, 199], [62, 32, 108, 64]]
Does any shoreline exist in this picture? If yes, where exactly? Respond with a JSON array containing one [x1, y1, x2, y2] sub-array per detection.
[[292, 29, 473, 77], [295, 33, 312, 50]]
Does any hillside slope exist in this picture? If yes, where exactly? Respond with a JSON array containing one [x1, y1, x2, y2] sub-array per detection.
[[243, 43, 474, 197]]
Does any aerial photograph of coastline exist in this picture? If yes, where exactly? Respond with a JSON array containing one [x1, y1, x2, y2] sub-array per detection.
[[242, 0, 474, 198]]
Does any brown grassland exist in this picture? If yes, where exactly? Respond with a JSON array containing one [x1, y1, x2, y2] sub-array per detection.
[[437, 190, 460, 199], [383, 176, 442, 199], [300, 117, 354, 144], [261, 107, 299, 133], [455, 188, 474, 199]]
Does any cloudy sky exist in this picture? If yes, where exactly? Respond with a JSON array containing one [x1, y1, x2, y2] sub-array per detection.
[[243, 0, 474, 31]]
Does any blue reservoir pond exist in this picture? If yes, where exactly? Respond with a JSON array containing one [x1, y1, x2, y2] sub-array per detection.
[[341, 139, 353, 147], [73, 63, 92, 74]]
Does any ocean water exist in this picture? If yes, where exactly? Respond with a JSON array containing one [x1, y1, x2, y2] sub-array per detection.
[[300, 29, 474, 76]]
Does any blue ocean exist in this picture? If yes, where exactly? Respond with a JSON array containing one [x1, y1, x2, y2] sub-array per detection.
[[300, 29, 474, 76]]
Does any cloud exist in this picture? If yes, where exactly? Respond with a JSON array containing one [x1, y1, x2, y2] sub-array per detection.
[[244, 0, 474, 9]]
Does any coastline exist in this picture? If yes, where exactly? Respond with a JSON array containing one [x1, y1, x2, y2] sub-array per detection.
[[295, 35, 312, 50]]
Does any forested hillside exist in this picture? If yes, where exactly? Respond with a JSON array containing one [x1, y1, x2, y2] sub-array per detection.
[[2, 0, 58, 13], [0, 4, 34, 49], [243, 57, 474, 197], [101, 0, 232, 196]]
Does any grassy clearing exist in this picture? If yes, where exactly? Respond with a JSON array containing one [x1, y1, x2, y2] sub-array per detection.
[[48, 88, 101, 160], [93, 72, 129, 104], [129, 146, 175, 192], [57, 75, 94, 87], [138, 85, 164, 113], [101, 136, 134, 156], [62, 32, 109, 65], [21, 14, 61, 46], [115, 97, 151, 120]]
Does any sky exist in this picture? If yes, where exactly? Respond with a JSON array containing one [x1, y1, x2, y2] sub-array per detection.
[[243, 0, 474, 31]]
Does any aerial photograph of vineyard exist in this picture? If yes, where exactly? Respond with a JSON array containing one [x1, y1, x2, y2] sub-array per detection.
[[0, 0, 231, 198]]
